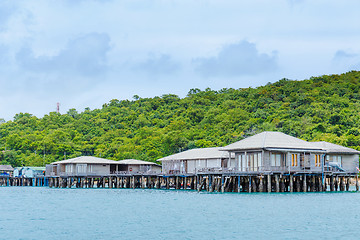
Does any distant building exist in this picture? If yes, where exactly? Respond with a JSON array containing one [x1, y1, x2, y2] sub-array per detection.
[[117, 159, 161, 174], [46, 156, 161, 177], [0, 165, 14, 177], [14, 167, 46, 178], [312, 141, 359, 173], [46, 156, 120, 177], [222, 131, 359, 174], [158, 147, 235, 174], [158, 131, 360, 175]]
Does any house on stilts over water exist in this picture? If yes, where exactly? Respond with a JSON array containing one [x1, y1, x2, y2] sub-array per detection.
[[3, 131, 358, 192], [159, 131, 360, 192]]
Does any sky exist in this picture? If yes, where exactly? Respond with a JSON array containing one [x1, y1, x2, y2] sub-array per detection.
[[0, 0, 360, 120]]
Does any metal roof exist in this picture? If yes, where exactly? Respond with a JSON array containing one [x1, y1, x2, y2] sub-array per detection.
[[117, 159, 161, 166], [312, 141, 360, 154], [51, 156, 118, 165], [223, 131, 324, 151], [157, 147, 233, 161], [0, 165, 14, 171]]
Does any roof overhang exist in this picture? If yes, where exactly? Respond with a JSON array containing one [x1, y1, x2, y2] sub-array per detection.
[[264, 148, 325, 153]]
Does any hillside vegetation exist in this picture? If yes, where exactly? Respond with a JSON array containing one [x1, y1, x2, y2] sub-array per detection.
[[1, 71, 360, 167]]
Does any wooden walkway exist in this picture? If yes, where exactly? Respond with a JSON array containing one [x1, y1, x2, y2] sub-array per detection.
[[1, 173, 358, 192]]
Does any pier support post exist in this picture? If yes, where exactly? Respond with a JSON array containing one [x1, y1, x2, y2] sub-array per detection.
[[340, 177, 345, 191], [335, 176, 338, 191], [259, 176, 263, 193], [275, 175, 279, 193], [303, 175, 307, 192], [267, 175, 271, 192], [290, 175, 293, 193], [221, 176, 225, 193], [310, 176, 315, 192], [280, 176, 285, 192], [346, 177, 350, 191], [330, 176, 334, 191], [356, 175, 359, 192]]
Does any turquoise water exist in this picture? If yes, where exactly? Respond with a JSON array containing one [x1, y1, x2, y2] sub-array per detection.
[[0, 187, 359, 240]]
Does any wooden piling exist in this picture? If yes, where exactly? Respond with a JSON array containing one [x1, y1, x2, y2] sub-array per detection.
[[267, 175, 271, 192]]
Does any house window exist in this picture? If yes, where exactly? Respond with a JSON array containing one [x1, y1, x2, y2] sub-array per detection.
[[328, 155, 342, 166], [76, 164, 87, 173], [271, 153, 282, 167], [238, 153, 262, 171], [315, 155, 321, 167], [291, 154, 298, 167], [65, 164, 73, 173], [238, 154, 246, 171]]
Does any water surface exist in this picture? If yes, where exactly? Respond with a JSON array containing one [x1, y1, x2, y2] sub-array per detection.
[[0, 187, 359, 239]]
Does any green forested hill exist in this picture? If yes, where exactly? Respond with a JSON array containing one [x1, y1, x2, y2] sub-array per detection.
[[1, 71, 360, 167]]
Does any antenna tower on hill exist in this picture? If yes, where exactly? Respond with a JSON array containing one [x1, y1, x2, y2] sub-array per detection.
[[57, 102, 60, 113]]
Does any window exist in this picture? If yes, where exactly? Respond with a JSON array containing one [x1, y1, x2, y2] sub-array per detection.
[[315, 154, 321, 167], [271, 153, 282, 167], [329, 155, 342, 166], [291, 154, 298, 167], [76, 164, 87, 173], [238, 153, 262, 171], [65, 164, 73, 173], [238, 154, 246, 171]]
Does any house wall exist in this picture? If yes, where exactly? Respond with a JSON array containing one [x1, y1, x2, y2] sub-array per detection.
[[162, 158, 228, 174], [91, 164, 110, 175], [187, 160, 196, 173], [341, 154, 359, 173]]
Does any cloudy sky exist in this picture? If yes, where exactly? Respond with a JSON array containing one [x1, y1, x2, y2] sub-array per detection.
[[0, 0, 359, 120]]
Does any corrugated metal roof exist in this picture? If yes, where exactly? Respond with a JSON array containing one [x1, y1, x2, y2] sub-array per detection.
[[117, 159, 160, 166], [0, 165, 14, 171], [312, 141, 360, 154], [51, 156, 118, 165], [157, 147, 233, 161], [223, 131, 323, 151]]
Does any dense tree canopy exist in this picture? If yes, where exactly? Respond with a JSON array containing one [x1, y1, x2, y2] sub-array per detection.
[[1, 71, 360, 167]]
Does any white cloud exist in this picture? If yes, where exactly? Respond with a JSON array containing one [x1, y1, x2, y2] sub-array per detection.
[[194, 40, 278, 77], [0, 2, 17, 30], [16, 32, 111, 76], [332, 50, 360, 71], [132, 53, 180, 75]]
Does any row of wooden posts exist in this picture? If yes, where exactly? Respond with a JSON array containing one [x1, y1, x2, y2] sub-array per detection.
[[1, 174, 358, 192], [0, 177, 47, 187], [46, 174, 358, 192]]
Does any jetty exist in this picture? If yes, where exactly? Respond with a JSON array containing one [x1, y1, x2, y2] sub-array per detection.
[[0, 131, 359, 193]]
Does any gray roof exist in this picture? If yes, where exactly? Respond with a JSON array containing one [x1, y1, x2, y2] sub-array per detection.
[[223, 131, 323, 151], [0, 165, 14, 171], [117, 159, 160, 166], [51, 156, 118, 165], [312, 141, 360, 154], [158, 147, 233, 161]]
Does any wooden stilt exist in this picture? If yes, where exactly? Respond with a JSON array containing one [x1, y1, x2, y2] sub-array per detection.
[[334, 176, 338, 191], [275, 175, 279, 193]]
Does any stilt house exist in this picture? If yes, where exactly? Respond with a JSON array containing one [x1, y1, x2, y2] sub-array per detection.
[[116, 159, 161, 174], [0, 165, 14, 177], [222, 131, 359, 174], [158, 147, 235, 174], [46, 156, 120, 177]]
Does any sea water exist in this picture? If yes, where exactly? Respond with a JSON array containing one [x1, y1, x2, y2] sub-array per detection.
[[0, 187, 359, 240]]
